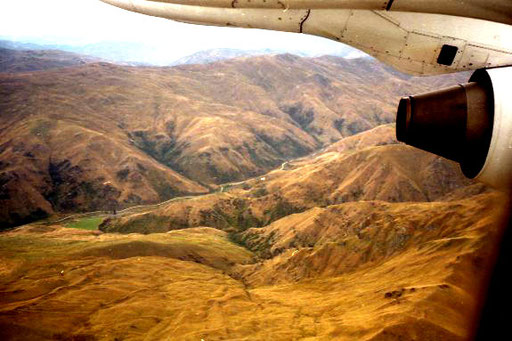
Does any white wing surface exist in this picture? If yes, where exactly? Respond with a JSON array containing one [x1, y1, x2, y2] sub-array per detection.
[[101, 0, 512, 75]]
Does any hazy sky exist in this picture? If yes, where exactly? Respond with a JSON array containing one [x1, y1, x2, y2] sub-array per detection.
[[0, 0, 358, 59]]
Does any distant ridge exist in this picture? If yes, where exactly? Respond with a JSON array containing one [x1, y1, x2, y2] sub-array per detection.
[[170, 48, 289, 66], [169, 47, 368, 66], [0, 38, 365, 66], [0, 47, 100, 73]]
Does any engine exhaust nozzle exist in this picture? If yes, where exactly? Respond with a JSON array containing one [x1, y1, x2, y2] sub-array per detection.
[[396, 80, 494, 179]]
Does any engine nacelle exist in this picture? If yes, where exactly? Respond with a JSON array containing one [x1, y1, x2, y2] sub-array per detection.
[[396, 66, 512, 191]]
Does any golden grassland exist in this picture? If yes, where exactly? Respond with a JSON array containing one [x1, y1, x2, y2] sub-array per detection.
[[101, 127, 474, 235], [0, 189, 507, 340], [0, 51, 495, 340]]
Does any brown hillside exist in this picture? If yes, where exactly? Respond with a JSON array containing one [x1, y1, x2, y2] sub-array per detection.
[[237, 191, 501, 284], [0, 185, 506, 340], [0, 47, 505, 341], [0, 116, 208, 228], [169, 55, 468, 145], [100, 126, 476, 234], [0, 54, 467, 227]]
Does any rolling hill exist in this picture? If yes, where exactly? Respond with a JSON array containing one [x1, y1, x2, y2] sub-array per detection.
[[0, 46, 508, 340], [99, 126, 477, 235], [0, 128, 506, 340]]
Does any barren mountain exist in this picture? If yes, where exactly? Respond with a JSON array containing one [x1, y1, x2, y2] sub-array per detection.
[[170, 48, 283, 65], [0, 48, 506, 340], [0, 52, 468, 228], [99, 126, 477, 235], [0, 132, 505, 340]]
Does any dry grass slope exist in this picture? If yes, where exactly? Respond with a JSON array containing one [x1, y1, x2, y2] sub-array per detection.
[[101, 126, 476, 235], [0, 189, 506, 340], [1, 54, 467, 227], [0, 50, 501, 340]]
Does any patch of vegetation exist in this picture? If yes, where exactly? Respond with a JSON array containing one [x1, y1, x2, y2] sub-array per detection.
[[103, 195, 304, 236], [206, 163, 237, 184], [333, 118, 367, 136], [30, 119, 56, 141], [116, 168, 130, 181], [146, 169, 180, 201], [0, 172, 15, 200], [251, 187, 268, 198], [280, 103, 315, 130], [333, 118, 345, 134], [46, 164, 121, 212], [264, 199, 304, 223], [229, 230, 275, 259], [65, 217, 104, 230], [367, 104, 393, 125], [2, 208, 50, 231], [240, 142, 278, 169], [312, 73, 332, 87], [222, 199, 263, 231], [196, 199, 264, 233], [129, 129, 178, 171], [350, 188, 365, 201]]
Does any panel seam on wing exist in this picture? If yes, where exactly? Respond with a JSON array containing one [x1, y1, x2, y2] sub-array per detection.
[[299, 9, 311, 33]]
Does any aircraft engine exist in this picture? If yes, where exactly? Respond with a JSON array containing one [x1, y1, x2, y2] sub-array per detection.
[[396, 66, 512, 191]]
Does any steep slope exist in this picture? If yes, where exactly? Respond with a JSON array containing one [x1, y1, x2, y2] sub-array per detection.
[[236, 191, 500, 283], [0, 53, 467, 227], [169, 55, 468, 146], [0, 170, 506, 341], [1, 53, 468, 184], [0, 115, 208, 228], [88, 124, 505, 341], [100, 126, 475, 234]]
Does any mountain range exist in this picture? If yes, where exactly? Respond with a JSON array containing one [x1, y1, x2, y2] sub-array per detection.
[[0, 46, 468, 228], [0, 38, 364, 66], [0, 45, 507, 340], [0, 124, 505, 340]]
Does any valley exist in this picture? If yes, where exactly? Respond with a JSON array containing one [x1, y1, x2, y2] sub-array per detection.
[[1, 47, 468, 228], [0, 45, 507, 340], [0, 185, 506, 340]]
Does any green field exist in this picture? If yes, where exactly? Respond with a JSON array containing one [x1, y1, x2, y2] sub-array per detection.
[[65, 217, 104, 230]]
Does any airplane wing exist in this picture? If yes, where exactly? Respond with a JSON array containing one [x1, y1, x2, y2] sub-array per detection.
[[101, 0, 512, 190], [99, 2, 512, 338], [101, 0, 512, 75]]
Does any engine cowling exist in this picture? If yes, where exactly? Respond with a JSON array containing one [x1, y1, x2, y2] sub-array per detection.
[[396, 66, 512, 191]]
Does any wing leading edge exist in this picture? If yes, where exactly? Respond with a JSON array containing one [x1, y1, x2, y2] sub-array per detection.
[[100, 0, 512, 75]]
